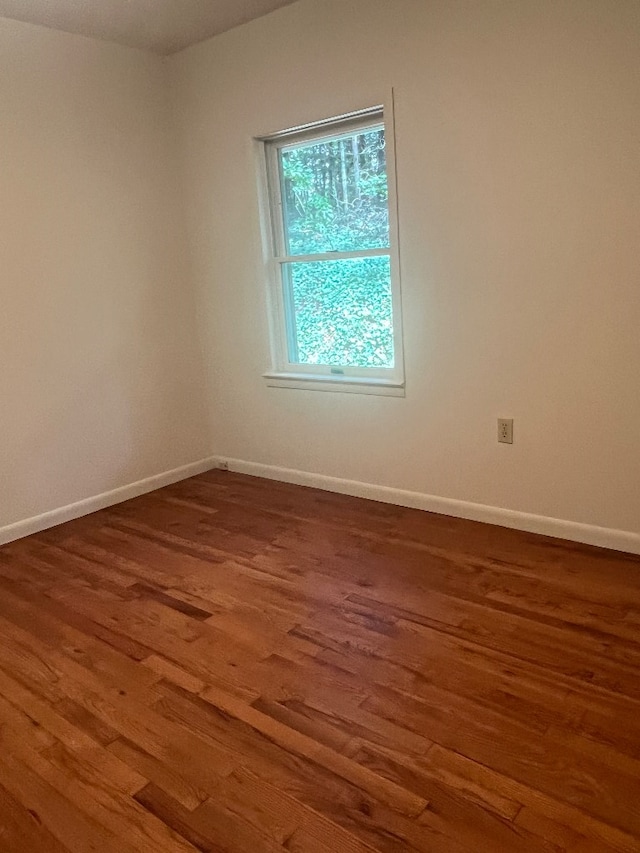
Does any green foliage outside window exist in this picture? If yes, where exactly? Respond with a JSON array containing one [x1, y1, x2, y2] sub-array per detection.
[[287, 257, 393, 368], [279, 127, 394, 368]]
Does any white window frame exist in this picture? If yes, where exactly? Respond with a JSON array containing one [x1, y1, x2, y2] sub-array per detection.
[[256, 99, 405, 396]]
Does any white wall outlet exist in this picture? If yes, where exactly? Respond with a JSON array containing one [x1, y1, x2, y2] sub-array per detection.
[[498, 418, 514, 444]]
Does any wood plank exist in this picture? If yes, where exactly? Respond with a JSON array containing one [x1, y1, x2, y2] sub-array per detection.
[[0, 747, 129, 853], [198, 682, 428, 818], [363, 683, 640, 837], [153, 682, 441, 851], [428, 744, 640, 852], [129, 582, 214, 620], [0, 781, 70, 853], [108, 736, 209, 811], [35, 741, 194, 853], [134, 783, 223, 852], [135, 781, 285, 853]]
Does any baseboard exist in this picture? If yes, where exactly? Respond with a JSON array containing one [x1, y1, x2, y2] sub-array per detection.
[[0, 456, 219, 547], [217, 457, 640, 556], [3, 453, 638, 556]]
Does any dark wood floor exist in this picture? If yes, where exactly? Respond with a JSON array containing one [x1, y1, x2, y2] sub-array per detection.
[[0, 471, 639, 852]]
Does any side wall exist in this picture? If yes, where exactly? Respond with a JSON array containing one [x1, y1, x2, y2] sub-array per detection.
[[169, 0, 640, 544], [0, 19, 212, 534]]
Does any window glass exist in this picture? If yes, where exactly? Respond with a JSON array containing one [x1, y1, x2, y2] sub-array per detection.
[[284, 256, 394, 367], [280, 127, 389, 256]]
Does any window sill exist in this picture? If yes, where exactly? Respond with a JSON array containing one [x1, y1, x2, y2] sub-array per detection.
[[263, 372, 405, 397]]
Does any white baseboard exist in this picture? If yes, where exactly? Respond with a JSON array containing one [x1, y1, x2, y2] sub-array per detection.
[[217, 457, 640, 556], [3, 454, 638, 557], [0, 456, 219, 547]]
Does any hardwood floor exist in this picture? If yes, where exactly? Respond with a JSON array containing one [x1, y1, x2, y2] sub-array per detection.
[[0, 470, 639, 852]]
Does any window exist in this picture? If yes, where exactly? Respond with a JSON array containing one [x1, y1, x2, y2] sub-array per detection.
[[259, 105, 404, 394]]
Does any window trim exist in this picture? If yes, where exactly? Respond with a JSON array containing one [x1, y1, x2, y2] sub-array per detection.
[[256, 96, 405, 396]]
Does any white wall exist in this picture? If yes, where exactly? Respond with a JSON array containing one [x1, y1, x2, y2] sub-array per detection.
[[169, 0, 640, 538], [0, 19, 211, 530]]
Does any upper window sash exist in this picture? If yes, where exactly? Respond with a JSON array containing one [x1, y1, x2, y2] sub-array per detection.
[[265, 112, 389, 260]]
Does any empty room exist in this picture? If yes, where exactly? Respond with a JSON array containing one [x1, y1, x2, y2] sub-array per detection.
[[1, 0, 639, 850]]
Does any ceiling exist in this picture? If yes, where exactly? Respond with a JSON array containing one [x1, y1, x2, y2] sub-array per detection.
[[0, 0, 299, 55]]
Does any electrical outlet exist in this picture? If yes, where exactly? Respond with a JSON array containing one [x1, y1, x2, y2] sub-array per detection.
[[498, 418, 514, 444]]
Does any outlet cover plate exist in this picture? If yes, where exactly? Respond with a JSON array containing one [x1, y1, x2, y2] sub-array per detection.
[[498, 418, 514, 444]]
